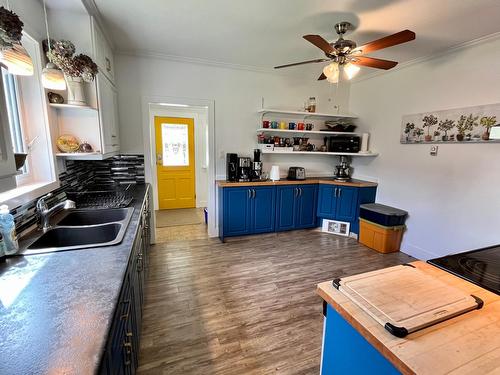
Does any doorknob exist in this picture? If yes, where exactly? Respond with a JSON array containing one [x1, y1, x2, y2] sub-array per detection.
[[156, 153, 162, 165]]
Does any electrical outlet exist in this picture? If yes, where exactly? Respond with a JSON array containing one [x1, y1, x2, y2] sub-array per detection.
[[430, 145, 438, 156]]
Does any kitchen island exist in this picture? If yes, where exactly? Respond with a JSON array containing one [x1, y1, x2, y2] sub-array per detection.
[[0, 184, 151, 374], [317, 261, 500, 374]]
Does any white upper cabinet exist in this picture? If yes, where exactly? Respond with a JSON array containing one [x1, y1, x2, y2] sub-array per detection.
[[97, 74, 120, 154], [92, 18, 115, 84]]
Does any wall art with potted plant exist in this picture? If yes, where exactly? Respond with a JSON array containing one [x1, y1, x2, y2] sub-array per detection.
[[400, 103, 500, 144]]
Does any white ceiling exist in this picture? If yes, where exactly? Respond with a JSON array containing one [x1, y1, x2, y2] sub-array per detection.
[[64, 0, 500, 78]]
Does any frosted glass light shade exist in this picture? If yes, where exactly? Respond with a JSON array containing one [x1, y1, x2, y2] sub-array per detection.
[[323, 62, 339, 79], [343, 63, 360, 80], [42, 62, 66, 90], [0, 44, 34, 76]]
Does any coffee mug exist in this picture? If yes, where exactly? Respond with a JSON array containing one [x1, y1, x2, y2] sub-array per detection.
[[297, 122, 305, 130], [262, 120, 270, 128], [271, 121, 278, 129], [279, 121, 287, 130], [289, 122, 296, 130], [306, 123, 314, 131]]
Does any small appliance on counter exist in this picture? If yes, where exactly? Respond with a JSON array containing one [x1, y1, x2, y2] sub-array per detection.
[[237, 157, 251, 182], [226, 153, 238, 182], [250, 149, 263, 181], [269, 165, 280, 181], [287, 167, 306, 180], [334, 156, 351, 181]]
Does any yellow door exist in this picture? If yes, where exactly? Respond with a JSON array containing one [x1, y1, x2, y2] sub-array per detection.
[[155, 116, 196, 209]]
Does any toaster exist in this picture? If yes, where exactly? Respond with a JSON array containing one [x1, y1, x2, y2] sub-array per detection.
[[287, 167, 306, 180]]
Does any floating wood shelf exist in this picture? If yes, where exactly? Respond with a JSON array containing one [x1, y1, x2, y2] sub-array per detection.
[[49, 103, 97, 110], [257, 128, 360, 136], [261, 150, 378, 157]]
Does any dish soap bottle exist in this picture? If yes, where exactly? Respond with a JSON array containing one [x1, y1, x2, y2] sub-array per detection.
[[0, 205, 18, 256]]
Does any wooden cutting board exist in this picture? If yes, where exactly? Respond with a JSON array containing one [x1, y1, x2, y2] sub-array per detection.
[[333, 264, 483, 337]]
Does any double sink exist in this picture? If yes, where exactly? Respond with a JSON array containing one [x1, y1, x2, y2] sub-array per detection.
[[22, 207, 134, 255]]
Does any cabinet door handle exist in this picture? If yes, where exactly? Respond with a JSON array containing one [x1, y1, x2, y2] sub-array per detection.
[[338, 188, 342, 197], [294, 187, 298, 197], [299, 188, 302, 197], [252, 189, 256, 198], [334, 187, 338, 197], [248, 189, 252, 199]]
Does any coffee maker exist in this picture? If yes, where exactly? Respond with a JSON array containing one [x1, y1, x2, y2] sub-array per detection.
[[238, 157, 251, 182], [334, 156, 351, 181], [250, 149, 263, 181], [226, 153, 238, 182]]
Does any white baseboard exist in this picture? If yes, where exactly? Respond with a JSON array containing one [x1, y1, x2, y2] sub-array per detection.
[[402, 243, 438, 261]]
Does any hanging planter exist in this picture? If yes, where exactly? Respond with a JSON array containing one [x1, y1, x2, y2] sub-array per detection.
[[65, 75, 86, 105], [0, 6, 24, 48]]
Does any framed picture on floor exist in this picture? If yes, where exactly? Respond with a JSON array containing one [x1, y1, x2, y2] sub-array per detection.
[[321, 219, 350, 237]]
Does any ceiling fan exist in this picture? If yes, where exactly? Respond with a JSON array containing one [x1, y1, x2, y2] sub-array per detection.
[[274, 22, 415, 82]]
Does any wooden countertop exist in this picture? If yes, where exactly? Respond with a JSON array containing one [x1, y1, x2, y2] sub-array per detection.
[[317, 261, 500, 375], [216, 178, 377, 188]]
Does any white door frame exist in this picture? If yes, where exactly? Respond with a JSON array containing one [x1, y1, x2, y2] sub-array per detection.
[[141, 95, 217, 237]]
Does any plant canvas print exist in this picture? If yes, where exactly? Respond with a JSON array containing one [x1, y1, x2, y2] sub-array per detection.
[[401, 103, 500, 144]]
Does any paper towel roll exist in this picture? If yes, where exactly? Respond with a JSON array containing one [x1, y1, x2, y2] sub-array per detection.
[[360, 133, 370, 153], [269, 165, 280, 181]]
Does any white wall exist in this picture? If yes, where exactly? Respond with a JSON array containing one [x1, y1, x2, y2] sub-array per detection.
[[114, 54, 347, 179], [349, 34, 500, 260], [150, 105, 209, 208]]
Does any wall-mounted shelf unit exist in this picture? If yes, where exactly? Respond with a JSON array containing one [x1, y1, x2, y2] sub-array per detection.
[[55, 152, 104, 160], [258, 108, 357, 120], [49, 103, 97, 110], [261, 150, 378, 157], [257, 128, 360, 136]]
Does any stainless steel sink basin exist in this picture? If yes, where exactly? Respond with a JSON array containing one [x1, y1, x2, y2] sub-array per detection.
[[57, 208, 130, 226], [21, 207, 134, 255]]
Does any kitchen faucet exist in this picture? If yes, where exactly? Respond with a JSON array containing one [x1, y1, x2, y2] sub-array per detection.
[[36, 193, 76, 232]]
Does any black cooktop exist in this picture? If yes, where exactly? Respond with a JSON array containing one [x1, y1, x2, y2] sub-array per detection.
[[428, 245, 500, 295]]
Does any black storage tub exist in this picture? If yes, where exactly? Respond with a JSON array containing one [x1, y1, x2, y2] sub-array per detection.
[[359, 203, 408, 227]]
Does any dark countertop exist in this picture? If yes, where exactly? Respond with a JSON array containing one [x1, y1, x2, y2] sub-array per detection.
[[0, 184, 149, 375]]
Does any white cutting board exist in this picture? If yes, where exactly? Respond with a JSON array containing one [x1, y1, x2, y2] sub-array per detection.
[[335, 265, 482, 337]]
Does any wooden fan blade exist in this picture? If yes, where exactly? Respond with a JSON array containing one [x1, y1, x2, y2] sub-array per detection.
[[354, 30, 415, 54], [351, 56, 398, 70], [318, 73, 327, 80], [303, 35, 334, 54], [274, 58, 328, 69]]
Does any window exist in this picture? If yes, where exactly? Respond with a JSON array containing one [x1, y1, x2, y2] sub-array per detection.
[[1, 67, 28, 175], [0, 33, 58, 206]]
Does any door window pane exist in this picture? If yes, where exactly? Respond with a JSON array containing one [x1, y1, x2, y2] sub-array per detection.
[[162, 123, 189, 166]]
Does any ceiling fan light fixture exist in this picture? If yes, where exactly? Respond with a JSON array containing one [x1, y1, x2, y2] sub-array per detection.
[[42, 62, 66, 90], [343, 63, 360, 80], [0, 44, 34, 76], [322, 62, 339, 79]]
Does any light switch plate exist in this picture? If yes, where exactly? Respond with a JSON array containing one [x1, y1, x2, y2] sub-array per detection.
[[430, 146, 438, 156]]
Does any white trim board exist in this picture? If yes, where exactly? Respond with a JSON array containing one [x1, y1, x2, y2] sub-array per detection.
[[141, 96, 217, 238]]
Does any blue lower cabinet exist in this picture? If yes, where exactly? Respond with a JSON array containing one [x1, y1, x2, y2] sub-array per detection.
[[335, 186, 358, 222], [276, 185, 318, 231], [317, 185, 337, 219], [220, 186, 275, 238], [317, 185, 377, 235], [222, 187, 252, 237], [275, 186, 297, 231], [296, 185, 318, 229], [252, 186, 276, 233], [321, 304, 400, 375]]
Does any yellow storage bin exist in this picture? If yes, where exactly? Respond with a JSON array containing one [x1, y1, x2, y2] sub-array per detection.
[[359, 218, 405, 254]]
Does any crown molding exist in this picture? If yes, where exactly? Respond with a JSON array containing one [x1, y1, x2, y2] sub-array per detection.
[[115, 49, 324, 81], [352, 31, 500, 84]]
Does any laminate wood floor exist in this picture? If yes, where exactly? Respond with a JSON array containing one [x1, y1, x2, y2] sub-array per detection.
[[138, 229, 413, 375]]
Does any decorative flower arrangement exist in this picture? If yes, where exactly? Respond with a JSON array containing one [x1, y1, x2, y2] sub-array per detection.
[[45, 39, 98, 82], [422, 114, 438, 142], [480, 116, 497, 140], [455, 114, 478, 141], [0, 6, 23, 48], [437, 119, 455, 141]]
